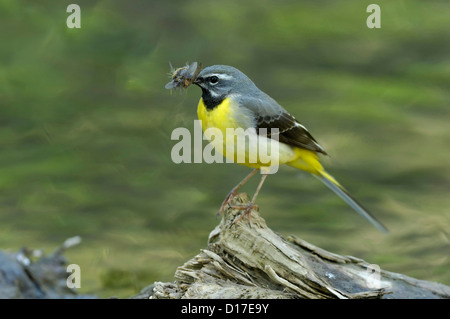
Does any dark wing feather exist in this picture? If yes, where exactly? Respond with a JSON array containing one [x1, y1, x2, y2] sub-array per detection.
[[237, 94, 327, 155], [256, 111, 327, 155]]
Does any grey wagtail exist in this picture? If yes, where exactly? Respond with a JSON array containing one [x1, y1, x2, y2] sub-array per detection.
[[169, 64, 388, 232]]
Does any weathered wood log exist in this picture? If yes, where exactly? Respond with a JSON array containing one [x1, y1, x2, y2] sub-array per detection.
[[144, 193, 450, 299]]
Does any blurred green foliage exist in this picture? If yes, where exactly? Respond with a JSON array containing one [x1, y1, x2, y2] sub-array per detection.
[[0, 0, 449, 297]]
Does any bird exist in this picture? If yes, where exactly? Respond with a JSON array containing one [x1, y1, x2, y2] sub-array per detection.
[[191, 64, 388, 232]]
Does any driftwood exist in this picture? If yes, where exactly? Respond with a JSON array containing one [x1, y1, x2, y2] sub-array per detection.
[[144, 193, 450, 299]]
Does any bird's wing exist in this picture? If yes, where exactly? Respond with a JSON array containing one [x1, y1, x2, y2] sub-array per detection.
[[238, 94, 327, 155]]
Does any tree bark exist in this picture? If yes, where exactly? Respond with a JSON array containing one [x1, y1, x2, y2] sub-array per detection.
[[144, 193, 450, 299]]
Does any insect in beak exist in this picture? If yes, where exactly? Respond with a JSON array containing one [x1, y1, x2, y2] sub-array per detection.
[[165, 62, 202, 90]]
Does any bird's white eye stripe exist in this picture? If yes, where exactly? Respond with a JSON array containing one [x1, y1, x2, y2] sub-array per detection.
[[208, 73, 233, 80]]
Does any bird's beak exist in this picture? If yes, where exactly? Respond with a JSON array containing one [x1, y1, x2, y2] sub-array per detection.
[[193, 77, 203, 86]]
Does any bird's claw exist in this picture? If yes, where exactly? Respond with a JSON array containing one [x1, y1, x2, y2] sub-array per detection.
[[216, 190, 237, 219], [228, 203, 258, 227]]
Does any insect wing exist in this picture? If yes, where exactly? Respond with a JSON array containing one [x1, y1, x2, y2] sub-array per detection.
[[192, 62, 202, 80], [165, 81, 179, 90], [185, 62, 198, 77]]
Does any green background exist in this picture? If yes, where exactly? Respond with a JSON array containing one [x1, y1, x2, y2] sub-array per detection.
[[1, 0, 449, 298]]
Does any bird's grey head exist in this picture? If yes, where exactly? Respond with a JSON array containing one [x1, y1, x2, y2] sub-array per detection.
[[193, 65, 257, 99]]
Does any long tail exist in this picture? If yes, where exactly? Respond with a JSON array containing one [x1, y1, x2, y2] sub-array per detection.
[[316, 170, 388, 233], [288, 150, 388, 233]]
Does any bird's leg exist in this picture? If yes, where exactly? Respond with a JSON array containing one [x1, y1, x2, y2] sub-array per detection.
[[216, 168, 259, 218], [231, 173, 268, 225]]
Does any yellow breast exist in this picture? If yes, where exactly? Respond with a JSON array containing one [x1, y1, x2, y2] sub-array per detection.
[[196, 97, 298, 169], [197, 97, 240, 132]]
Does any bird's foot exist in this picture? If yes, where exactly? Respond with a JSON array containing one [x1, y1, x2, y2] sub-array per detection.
[[216, 189, 238, 218], [228, 203, 258, 227]]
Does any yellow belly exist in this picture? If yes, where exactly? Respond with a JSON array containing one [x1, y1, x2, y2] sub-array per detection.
[[197, 97, 299, 169]]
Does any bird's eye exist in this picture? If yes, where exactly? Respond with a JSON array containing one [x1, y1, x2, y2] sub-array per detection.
[[209, 76, 219, 84]]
